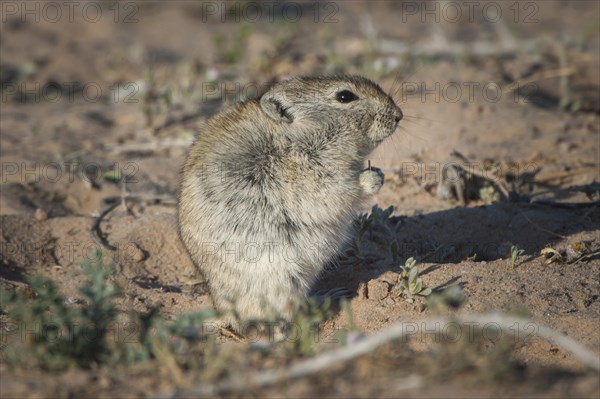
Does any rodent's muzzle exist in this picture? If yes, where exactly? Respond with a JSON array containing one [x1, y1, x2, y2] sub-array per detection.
[[389, 106, 403, 132], [394, 108, 403, 124]]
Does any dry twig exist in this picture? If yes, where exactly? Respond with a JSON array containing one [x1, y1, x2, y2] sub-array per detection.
[[161, 313, 600, 398], [90, 201, 121, 251]]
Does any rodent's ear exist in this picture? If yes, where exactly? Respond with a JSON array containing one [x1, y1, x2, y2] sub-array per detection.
[[260, 91, 294, 123]]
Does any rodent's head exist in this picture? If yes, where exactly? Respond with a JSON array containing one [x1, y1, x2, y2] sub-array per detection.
[[259, 75, 402, 151]]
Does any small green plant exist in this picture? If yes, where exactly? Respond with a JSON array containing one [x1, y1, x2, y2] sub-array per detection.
[[103, 169, 123, 183], [0, 250, 214, 370], [350, 205, 404, 264], [353, 205, 400, 241], [395, 257, 432, 303], [289, 296, 337, 356], [479, 185, 501, 204], [509, 245, 525, 269], [0, 250, 122, 368], [427, 285, 465, 314]]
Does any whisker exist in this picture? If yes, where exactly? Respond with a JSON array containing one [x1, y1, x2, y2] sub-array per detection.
[[403, 114, 437, 123], [382, 72, 404, 102], [376, 143, 384, 165], [391, 64, 424, 100], [400, 118, 429, 127], [388, 72, 403, 98], [389, 131, 401, 156], [396, 125, 429, 143]]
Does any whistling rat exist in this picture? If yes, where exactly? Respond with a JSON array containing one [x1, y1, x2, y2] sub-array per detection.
[[178, 75, 402, 326]]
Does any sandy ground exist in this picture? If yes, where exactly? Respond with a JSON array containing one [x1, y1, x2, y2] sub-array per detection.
[[1, 1, 599, 397]]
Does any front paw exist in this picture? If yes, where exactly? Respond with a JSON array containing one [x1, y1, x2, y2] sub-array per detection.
[[359, 167, 384, 195]]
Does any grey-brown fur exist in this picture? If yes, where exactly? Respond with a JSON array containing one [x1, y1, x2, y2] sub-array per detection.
[[178, 75, 402, 326]]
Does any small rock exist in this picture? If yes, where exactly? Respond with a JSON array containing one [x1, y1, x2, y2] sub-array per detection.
[[384, 297, 396, 306], [34, 208, 48, 221], [367, 279, 390, 301], [64, 194, 81, 209], [129, 243, 146, 262], [65, 297, 84, 305], [559, 141, 576, 153]]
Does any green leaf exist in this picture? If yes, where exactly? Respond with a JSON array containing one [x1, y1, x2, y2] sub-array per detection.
[[103, 169, 122, 183], [384, 206, 394, 218], [383, 224, 394, 236], [395, 220, 404, 233], [408, 265, 419, 283], [390, 241, 399, 262], [412, 279, 423, 294]]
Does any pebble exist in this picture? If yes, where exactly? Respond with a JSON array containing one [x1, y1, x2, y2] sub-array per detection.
[[129, 243, 146, 262], [367, 279, 390, 301], [34, 208, 48, 221]]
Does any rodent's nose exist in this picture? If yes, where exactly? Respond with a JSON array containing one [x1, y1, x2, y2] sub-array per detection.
[[394, 110, 403, 123]]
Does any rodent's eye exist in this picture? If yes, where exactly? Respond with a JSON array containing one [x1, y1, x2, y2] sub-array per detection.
[[335, 90, 359, 103]]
